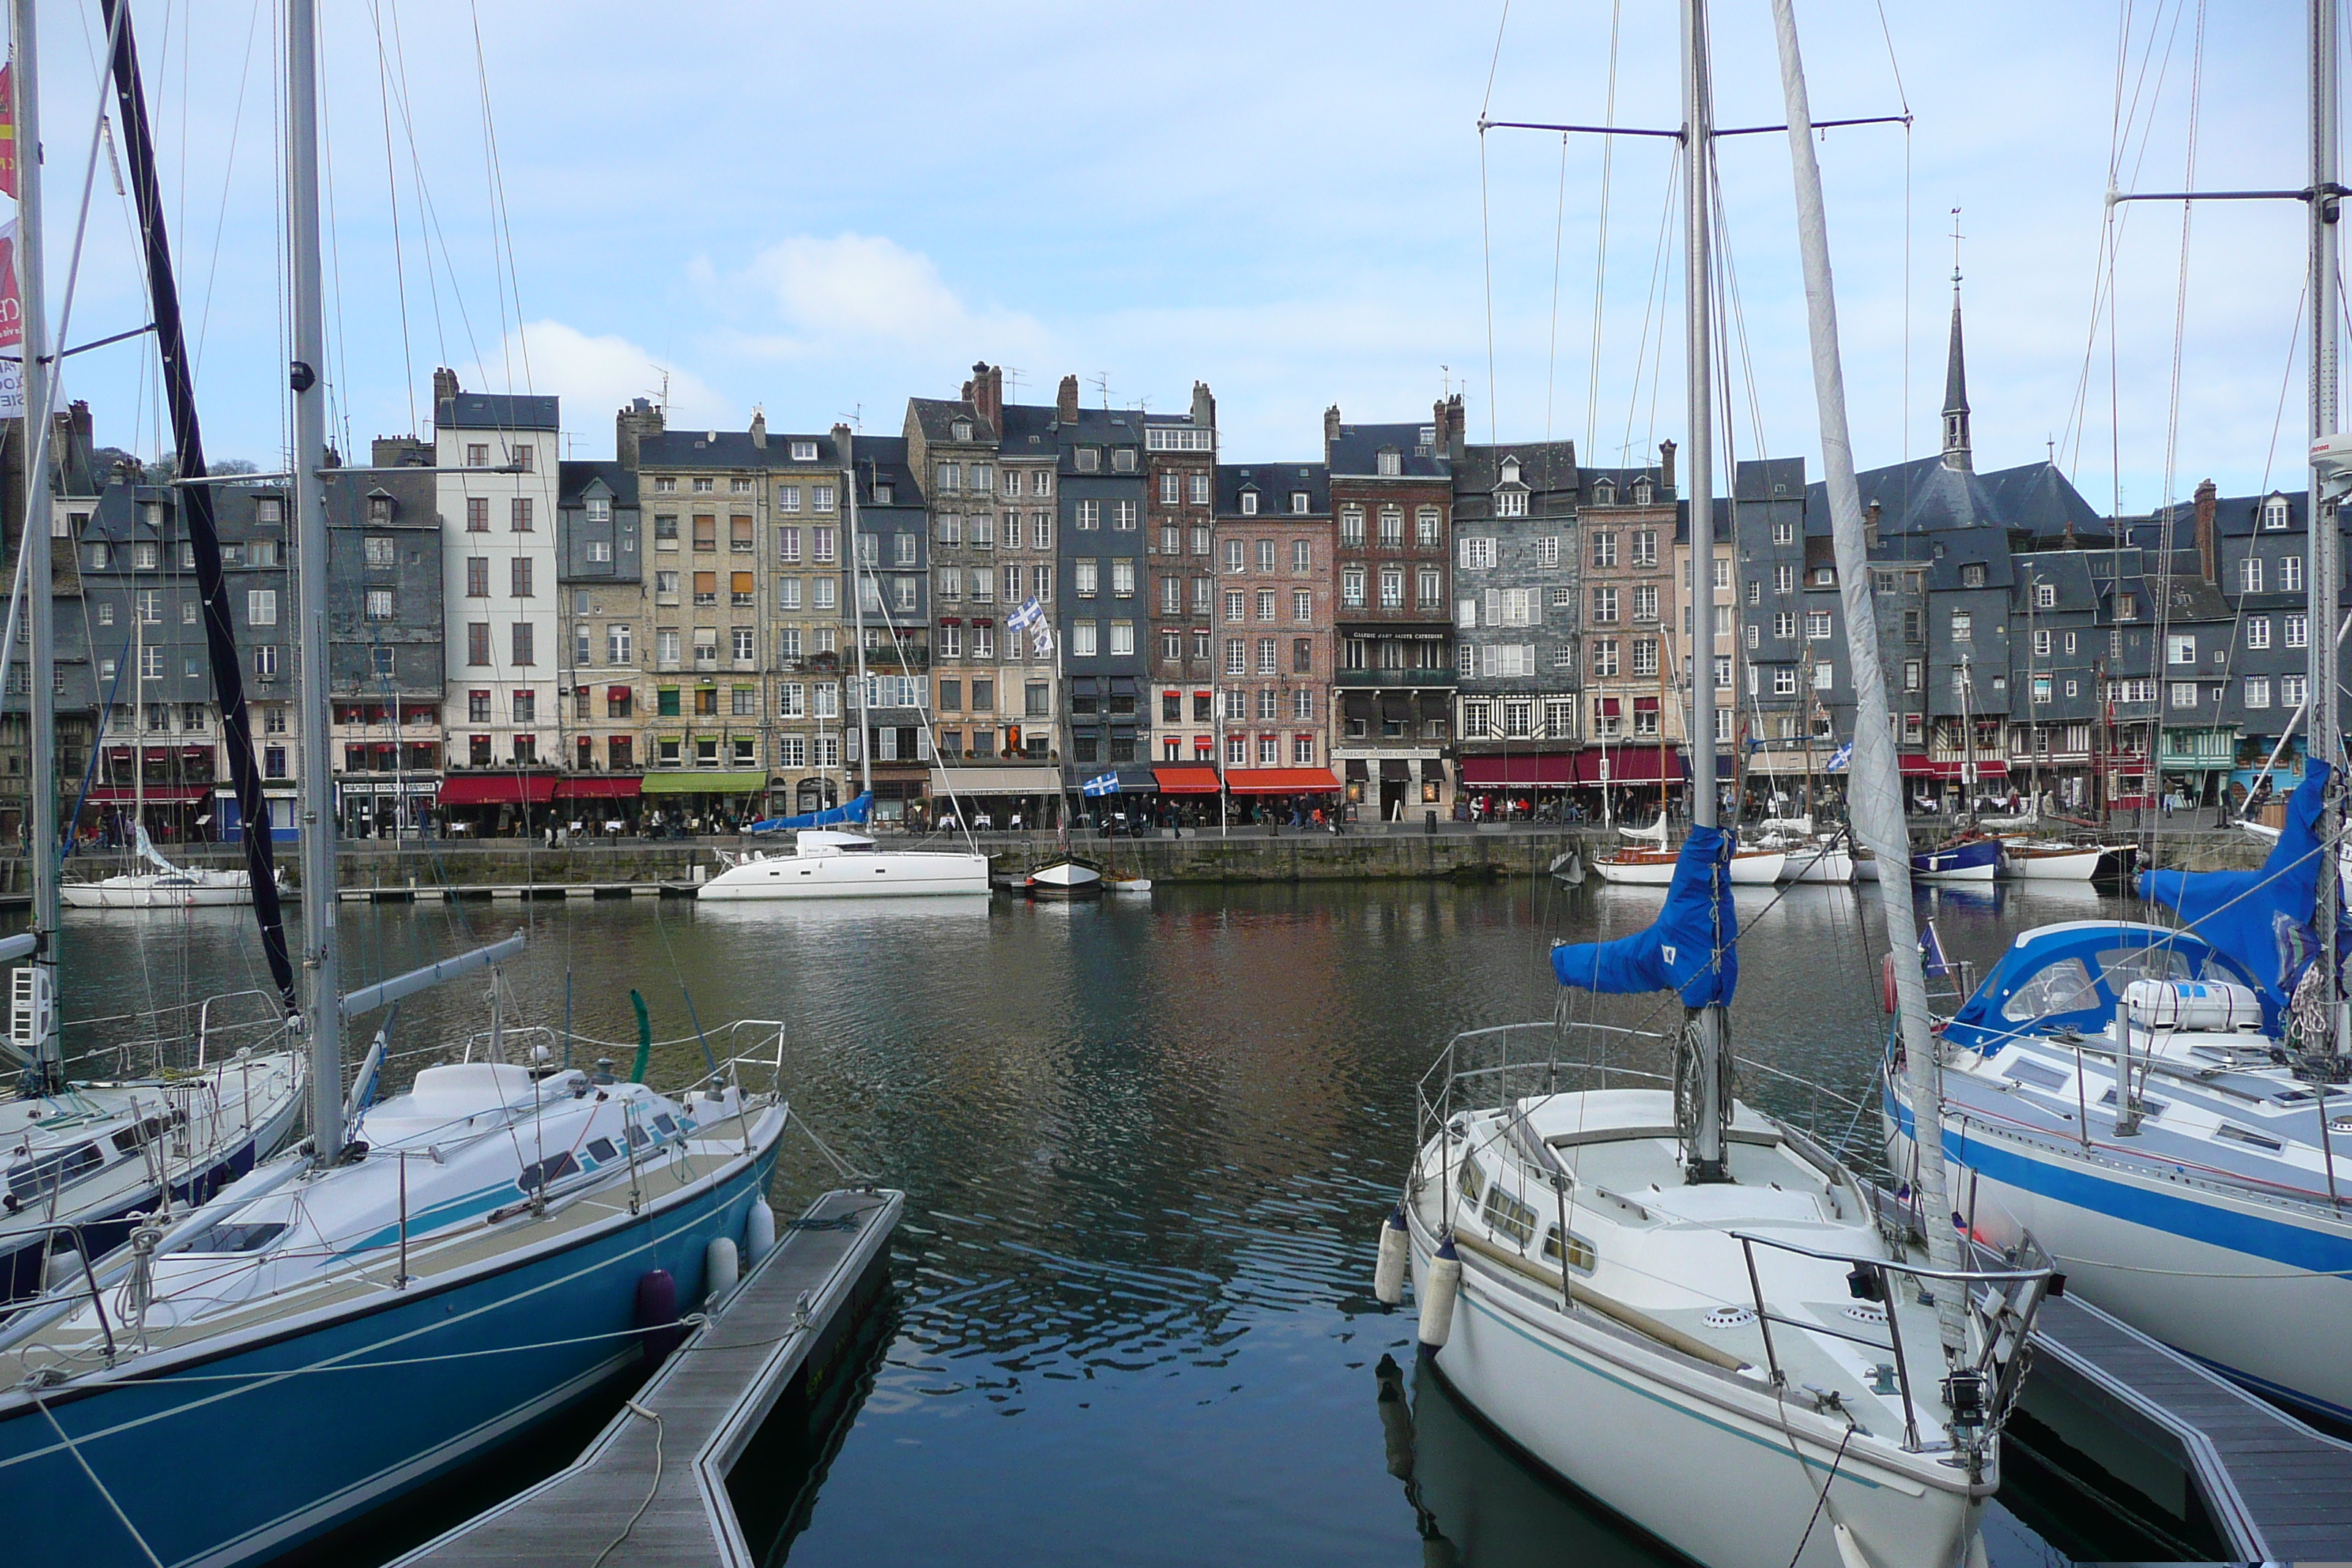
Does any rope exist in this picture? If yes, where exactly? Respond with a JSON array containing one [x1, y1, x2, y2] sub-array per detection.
[[33, 1392, 165, 1568], [1783, 1417, 1856, 1568], [588, 1400, 663, 1568]]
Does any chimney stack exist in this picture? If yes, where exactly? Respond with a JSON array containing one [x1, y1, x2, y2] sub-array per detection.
[[615, 396, 663, 470], [432, 366, 459, 407], [1658, 439, 1677, 496], [750, 408, 768, 450], [972, 362, 1004, 435], [1865, 499, 1882, 551], [1442, 393, 1466, 461], [1190, 380, 1215, 431], [832, 421, 854, 476], [1055, 374, 1079, 423], [2193, 478, 2219, 584], [1323, 404, 1342, 461]]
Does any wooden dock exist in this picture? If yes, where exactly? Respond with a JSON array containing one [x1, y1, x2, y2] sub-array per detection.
[[396, 1185, 902, 1568], [2023, 1281, 2352, 1558], [338, 883, 694, 902]]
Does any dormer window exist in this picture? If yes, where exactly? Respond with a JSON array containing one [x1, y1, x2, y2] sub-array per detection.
[[1076, 447, 1101, 472], [1501, 456, 1522, 483], [367, 494, 392, 523], [1632, 478, 1654, 505], [1377, 449, 1402, 478], [951, 419, 973, 442], [1496, 490, 1528, 519], [791, 440, 818, 462], [875, 483, 894, 505], [1290, 492, 1309, 514], [585, 497, 611, 523], [1112, 448, 1136, 473], [2264, 495, 2291, 530], [1592, 480, 1616, 506], [1240, 491, 1259, 516]]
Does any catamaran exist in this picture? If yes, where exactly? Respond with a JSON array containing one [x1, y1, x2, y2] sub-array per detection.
[[1373, 9, 2053, 1566], [0, 9, 787, 1563]]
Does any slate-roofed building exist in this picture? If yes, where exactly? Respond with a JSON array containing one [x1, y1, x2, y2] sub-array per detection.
[[1725, 458, 1828, 799], [328, 463, 441, 837], [1052, 380, 1150, 775], [1328, 398, 1460, 820], [1452, 440, 1579, 804], [844, 428, 934, 818], [2005, 549, 2103, 809], [551, 456, 639, 796]]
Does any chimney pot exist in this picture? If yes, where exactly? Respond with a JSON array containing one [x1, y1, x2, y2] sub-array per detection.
[[1056, 374, 1079, 423], [1659, 440, 1678, 495]]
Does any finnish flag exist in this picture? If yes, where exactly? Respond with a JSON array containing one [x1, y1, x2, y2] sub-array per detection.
[[1824, 741, 1853, 774], [1081, 772, 1120, 796]]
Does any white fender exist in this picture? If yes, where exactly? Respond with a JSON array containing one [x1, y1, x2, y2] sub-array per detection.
[[42, 1246, 83, 1294], [744, 1199, 777, 1262], [1373, 1207, 1411, 1305], [1418, 1237, 1462, 1353], [705, 1236, 740, 1303]]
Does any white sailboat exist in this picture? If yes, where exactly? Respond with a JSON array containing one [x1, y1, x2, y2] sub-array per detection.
[[698, 434, 987, 902], [1373, 10, 2052, 1567], [60, 823, 276, 908]]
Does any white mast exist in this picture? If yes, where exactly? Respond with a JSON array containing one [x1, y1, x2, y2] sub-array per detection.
[[2310, 0, 2343, 1062], [12, 0, 59, 1088], [1680, 0, 1730, 1184], [287, 0, 341, 1158], [1769, 0, 1967, 1346]]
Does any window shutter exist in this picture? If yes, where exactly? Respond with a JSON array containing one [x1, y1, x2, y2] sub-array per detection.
[[1484, 589, 1501, 627]]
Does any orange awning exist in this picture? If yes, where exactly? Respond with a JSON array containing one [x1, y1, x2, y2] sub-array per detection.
[[1153, 765, 1223, 795], [1223, 768, 1343, 795]]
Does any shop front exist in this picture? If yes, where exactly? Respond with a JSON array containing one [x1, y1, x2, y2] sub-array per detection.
[[215, 786, 301, 844], [335, 777, 440, 840], [638, 769, 767, 835], [925, 764, 1066, 832], [437, 772, 558, 837], [1458, 753, 1573, 821], [1575, 746, 1686, 823], [79, 784, 213, 848], [553, 774, 644, 836], [1897, 754, 2012, 815], [1223, 766, 1342, 826]]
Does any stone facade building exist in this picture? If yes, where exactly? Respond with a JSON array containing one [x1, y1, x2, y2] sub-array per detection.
[[328, 461, 441, 837], [1145, 387, 1218, 769], [1576, 449, 1681, 804], [1054, 380, 1150, 772], [1451, 440, 1579, 803]]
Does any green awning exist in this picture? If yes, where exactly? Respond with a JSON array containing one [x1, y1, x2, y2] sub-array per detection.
[[640, 770, 768, 795]]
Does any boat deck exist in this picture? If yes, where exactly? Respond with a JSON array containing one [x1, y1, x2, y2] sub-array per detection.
[[2027, 1284, 2352, 1559], [396, 1184, 902, 1568]]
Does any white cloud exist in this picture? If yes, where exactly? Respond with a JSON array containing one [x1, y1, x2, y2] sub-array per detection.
[[464, 322, 729, 452], [726, 234, 1044, 358]]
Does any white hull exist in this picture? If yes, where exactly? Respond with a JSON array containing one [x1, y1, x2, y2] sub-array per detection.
[[1895, 1107, 2352, 1422], [1593, 850, 1784, 886], [1026, 861, 1102, 897], [1103, 877, 1153, 894], [1912, 860, 1996, 883], [696, 849, 990, 900], [1997, 846, 2103, 882], [1778, 844, 1854, 883], [62, 872, 261, 909], [1407, 1221, 1980, 1568]]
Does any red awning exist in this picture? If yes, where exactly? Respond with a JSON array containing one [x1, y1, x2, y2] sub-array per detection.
[[606, 686, 631, 702], [83, 785, 211, 804], [1899, 755, 2009, 781], [1632, 696, 1661, 713], [553, 776, 642, 800], [1223, 767, 1343, 795], [1576, 750, 1686, 785], [439, 774, 557, 806], [1153, 765, 1224, 795], [1594, 698, 1621, 718], [1460, 754, 1576, 788]]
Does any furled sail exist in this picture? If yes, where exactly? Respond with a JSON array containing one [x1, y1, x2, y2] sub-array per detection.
[[2139, 760, 2339, 1023], [747, 791, 875, 834], [1550, 824, 1739, 1006]]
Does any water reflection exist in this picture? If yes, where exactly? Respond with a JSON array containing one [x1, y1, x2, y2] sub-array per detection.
[[26, 879, 2130, 1566]]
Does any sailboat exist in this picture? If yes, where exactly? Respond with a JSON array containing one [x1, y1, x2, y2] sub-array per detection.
[[1591, 813, 1784, 884], [0, 0, 304, 1306], [0, 10, 788, 1563], [1373, 10, 2051, 1566], [59, 822, 275, 908], [698, 436, 988, 902], [1019, 595, 1102, 897], [1882, 0, 2352, 1428]]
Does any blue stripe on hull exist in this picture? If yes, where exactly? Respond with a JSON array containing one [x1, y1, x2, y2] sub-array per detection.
[[0, 1146, 776, 1568]]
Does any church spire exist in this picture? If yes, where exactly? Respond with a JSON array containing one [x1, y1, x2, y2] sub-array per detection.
[[1942, 211, 1972, 472]]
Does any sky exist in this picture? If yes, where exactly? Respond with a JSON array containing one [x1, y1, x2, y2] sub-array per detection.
[[18, 0, 2321, 515]]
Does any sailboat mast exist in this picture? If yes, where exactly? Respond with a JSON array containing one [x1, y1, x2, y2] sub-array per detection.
[[11, 0, 58, 1087], [1769, 0, 1967, 1342], [2310, 0, 2342, 1059], [1680, 0, 1729, 1185], [842, 431, 873, 801], [287, 0, 340, 1158]]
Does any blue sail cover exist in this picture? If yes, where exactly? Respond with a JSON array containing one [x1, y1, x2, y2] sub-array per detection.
[[2138, 760, 2337, 1022], [1551, 824, 1738, 1007], [746, 791, 875, 834]]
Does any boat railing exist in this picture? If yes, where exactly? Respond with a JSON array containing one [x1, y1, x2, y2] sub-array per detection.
[[1726, 1226, 2057, 1461], [58, 988, 290, 1078], [1419, 1020, 1882, 1177], [398, 1017, 789, 1104]]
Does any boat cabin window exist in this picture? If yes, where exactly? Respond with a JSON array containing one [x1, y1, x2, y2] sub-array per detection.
[[208, 1222, 287, 1254], [2095, 1088, 2167, 1118], [6, 1142, 102, 1202], [2003, 1060, 2070, 1092], [625, 1124, 652, 1149], [652, 1114, 678, 1137], [2000, 957, 2097, 1022], [1482, 1185, 1538, 1247], [1542, 1228, 1597, 1273], [2098, 946, 2196, 988], [585, 1138, 619, 1163], [110, 1113, 176, 1154], [1456, 1157, 1485, 1208], [516, 1152, 581, 1194], [2215, 1123, 2283, 1153]]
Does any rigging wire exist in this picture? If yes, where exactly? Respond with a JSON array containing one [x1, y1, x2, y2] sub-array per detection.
[[367, 0, 419, 433], [470, 1, 532, 396], [1581, 0, 1623, 463]]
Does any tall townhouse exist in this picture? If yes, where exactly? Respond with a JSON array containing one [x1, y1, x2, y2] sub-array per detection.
[[2005, 549, 2103, 810], [0, 402, 97, 835], [1452, 440, 1579, 807], [435, 369, 563, 829], [908, 365, 1063, 823], [1727, 458, 1827, 799], [1052, 378, 1150, 774], [2211, 485, 2317, 802], [327, 460, 441, 838], [1327, 398, 1460, 821], [553, 456, 641, 825], [1576, 448, 1681, 807], [1145, 386, 1218, 771], [1674, 493, 1748, 774], [842, 426, 934, 821], [1212, 461, 1334, 797], [766, 429, 851, 815]]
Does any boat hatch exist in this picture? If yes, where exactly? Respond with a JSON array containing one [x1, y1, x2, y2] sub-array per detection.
[[2216, 1123, 2285, 1153], [2003, 1060, 2070, 1092], [207, 1221, 286, 1254], [2095, 1087, 2167, 1118]]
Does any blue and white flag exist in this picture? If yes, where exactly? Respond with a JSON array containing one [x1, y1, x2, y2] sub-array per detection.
[[1031, 626, 1053, 657], [1919, 920, 1952, 978], [1824, 741, 1853, 774], [1081, 772, 1120, 796], [1007, 598, 1044, 633]]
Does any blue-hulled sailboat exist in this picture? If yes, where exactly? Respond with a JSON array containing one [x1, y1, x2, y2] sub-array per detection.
[[0, 9, 788, 1565]]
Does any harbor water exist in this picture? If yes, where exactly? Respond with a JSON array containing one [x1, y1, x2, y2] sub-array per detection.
[[48, 876, 2136, 1567]]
